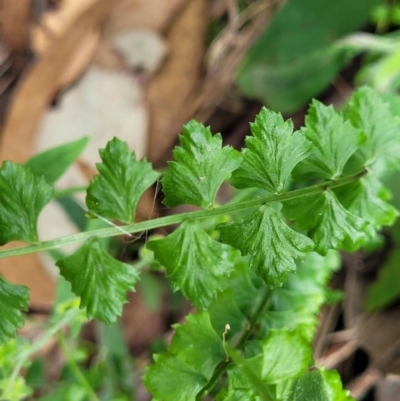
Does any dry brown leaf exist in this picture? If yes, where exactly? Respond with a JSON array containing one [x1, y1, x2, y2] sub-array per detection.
[[31, 0, 101, 88], [32, 0, 98, 47], [1, 0, 31, 62], [146, 0, 208, 164], [106, 0, 189, 36], [0, 0, 115, 163]]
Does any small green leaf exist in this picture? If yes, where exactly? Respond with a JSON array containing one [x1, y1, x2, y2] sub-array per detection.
[[145, 354, 207, 401], [335, 175, 398, 229], [287, 251, 340, 296], [161, 121, 242, 208], [294, 100, 363, 180], [260, 328, 312, 384], [230, 108, 311, 193], [227, 329, 312, 391], [209, 262, 264, 339], [25, 137, 89, 184], [0, 277, 29, 344], [264, 310, 317, 342], [345, 86, 400, 168], [143, 312, 225, 401], [86, 138, 159, 224], [0, 161, 53, 245], [218, 389, 258, 401], [218, 205, 314, 287], [281, 367, 354, 401], [208, 289, 247, 340], [0, 376, 32, 401], [56, 238, 139, 324], [169, 313, 226, 375], [283, 189, 367, 254], [147, 221, 240, 309], [227, 345, 275, 401], [228, 261, 262, 315], [274, 251, 342, 340]]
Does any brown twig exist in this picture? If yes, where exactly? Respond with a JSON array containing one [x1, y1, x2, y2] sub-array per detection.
[[317, 339, 358, 370], [313, 304, 342, 360], [347, 367, 382, 400]]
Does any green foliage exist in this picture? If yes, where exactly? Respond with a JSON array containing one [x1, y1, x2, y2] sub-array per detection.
[[0, 278, 29, 344], [345, 86, 400, 169], [279, 367, 354, 401], [0, 86, 399, 400], [147, 221, 239, 309], [161, 120, 242, 208], [25, 137, 89, 184], [366, 245, 400, 310], [283, 190, 367, 254], [86, 137, 159, 224], [0, 300, 87, 401], [230, 108, 311, 193], [236, 0, 380, 112], [335, 175, 398, 234], [143, 313, 225, 401], [294, 100, 363, 180], [366, 220, 400, 310], [218, 205, 314, 286], [0, 340, 32, 401], [56, 238, 140, 324], [0, 161, 53, 245], [0, 376, 32, 401], [259, 328, 312, 383], [228, 328, 312, 385]]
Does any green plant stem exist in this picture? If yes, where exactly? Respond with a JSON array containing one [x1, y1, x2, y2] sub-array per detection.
[[0, 169, 367, 260], [58, 333, 100, 401], [226, 344, 275, 401], [335, 32, 397, 54], [236, 288, 272, 349], [10, 307, 82, 384], [196, 287, 272, 400]]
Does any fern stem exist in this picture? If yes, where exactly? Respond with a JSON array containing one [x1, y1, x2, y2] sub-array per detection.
[[236, 288, 272, 349], [0, 169, 367, 260], [196, 287, 272, 400], [58, 333, 100, 401]]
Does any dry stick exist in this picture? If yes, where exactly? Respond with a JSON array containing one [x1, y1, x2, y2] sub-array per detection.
[[347, 336, 400, 398], [317, 339, 358, 370], [347, 368, 382, 400], [226, 0, 239, 33], [324, 329, 355, 344], [313, 303, 341, 360], [198, 0, 285, 119], [209, 0, 229, 19]]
